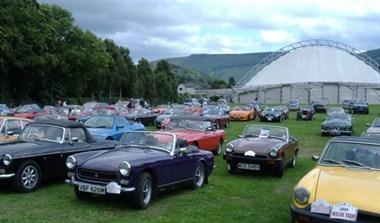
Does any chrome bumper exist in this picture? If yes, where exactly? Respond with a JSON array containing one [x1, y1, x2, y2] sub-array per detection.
[[65, 177, 135, 192], [0, 173, 15, 179]]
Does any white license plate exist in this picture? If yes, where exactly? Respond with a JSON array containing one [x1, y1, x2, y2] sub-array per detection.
[[267, 117, 272, 121], [78, 183, 106, 195], [238, 163, 260, 170]]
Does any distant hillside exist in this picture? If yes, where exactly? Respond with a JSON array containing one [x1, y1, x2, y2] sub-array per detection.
[[162, 52, 271, 82], [159, 48, 380, 85]]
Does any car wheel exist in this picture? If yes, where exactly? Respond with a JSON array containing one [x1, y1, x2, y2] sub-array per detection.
[[274, 160, 285, 178], [191, 162, 206, 189], [213, 141, 223, 155], [13, 160, 42, 192], [226, 162, 236, 174], [133, 172, 153, 209], [74, 186, 92, 200], [289, 152, 297, 168]]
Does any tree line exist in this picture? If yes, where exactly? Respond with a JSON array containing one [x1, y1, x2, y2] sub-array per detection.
[[0, 0, 177, 106]]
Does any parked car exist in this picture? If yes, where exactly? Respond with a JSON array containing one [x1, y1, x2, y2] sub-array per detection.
[[217, 99, 230, 114], [14, 104, 42, 119], [154, 104, 191, 129], [229, 105, 255, 121], [84, 115, 144, 140], [277, 106, 290, 119], [259, 107, 286, 122], [0, 104, 11, 116], [152, 104, 171, 114], [223, 125, 299, 177], [0, 120, 116, 192], [348, 100, 369, 114], [164, 116, 225, 155], [364, 117, 380, 136], [203, 105, 230, 129], [296, 106, 315, 121], [65, 131, 214, 209], [342, 99, 353, 109], [311, 100, 327, 113], [288, 99, 301, 111], [321, 113, 353, 136], [0, 117, 33, 142], [291, 136, 380, 223]]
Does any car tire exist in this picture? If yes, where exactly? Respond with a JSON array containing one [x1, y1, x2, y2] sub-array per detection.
[[274, 160, 285, 178], [191, 162, 206, 189], [74, 186, 92, 200], [13, 160, 42, 192], [289, 152, 297, 168], [133, 172, 154, 209], [226, 162, 236, 174], [213, 141, 223, 155]]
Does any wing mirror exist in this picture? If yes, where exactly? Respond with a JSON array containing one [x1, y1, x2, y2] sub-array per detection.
[[206, 127, 214, 132], [179, 147, 187, 156], [311, 155, 319, 161], [238, 135, 243, 138], [70, 137, 79, 144], [116, 125, 124, 129]]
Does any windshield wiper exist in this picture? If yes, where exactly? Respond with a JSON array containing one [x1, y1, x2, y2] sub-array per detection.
[[342, 159, 375, 170], [322, 159, 347, 167]]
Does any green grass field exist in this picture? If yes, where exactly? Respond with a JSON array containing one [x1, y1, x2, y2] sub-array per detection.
[[0, 106, 378, 223]]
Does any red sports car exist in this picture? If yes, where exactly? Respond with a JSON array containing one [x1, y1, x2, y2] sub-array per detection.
[[164, 116, 225, 155]]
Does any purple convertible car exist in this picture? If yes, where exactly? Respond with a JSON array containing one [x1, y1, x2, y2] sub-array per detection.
[[65, 131, 214, 209]]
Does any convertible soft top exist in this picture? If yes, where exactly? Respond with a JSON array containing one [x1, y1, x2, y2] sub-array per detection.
[[28, 119, 84, 128]]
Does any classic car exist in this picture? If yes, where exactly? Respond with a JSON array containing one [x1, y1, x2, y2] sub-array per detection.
[[0, 104, 11, 116], [84, 115, 145, 140], [288, 99, 301, 111], [326, 107, 345, 116], [14, 104, 43, 119], [0, 117, 33, 142], [348, 100, 369, 114], [184, 98, 201, 106], [223, 125, 299, 177], [0, 120, 116, 192], [321, 113, 353, 136], [311, 100, 327, 113], [364, 117, 380, 136], [125, 109, 159, 126], [342, 99, 353, 109], [154, 104, 191, 129], [296, 106, 315, 121], [229, 105, 255, 121], [164, 116, 225, 155], [259, 107, 286, 122], [291, 136, 380, 223], [203, 105, 230, 129], [65, 131, 214, 209], [34, 107, 70, 121]]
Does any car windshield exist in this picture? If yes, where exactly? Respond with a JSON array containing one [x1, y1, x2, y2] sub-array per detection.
[[264, 107, 281, 112], [243, 125, 288, 141], [93, 108, 117, 115], [233, 106, 249, 111], [328, 107, 344, 113], [353, 100, 367, 106], [17, 105, 38, 113], [120, 132, 174, 153], [289, 100, 299, 104], [20, 124, 64, 143], [204, 106, 220, 115], [84, 116, 114, 128], [326, 114, 349, 121], [168, 119, 211, 131], [321, 141, 380, 170]]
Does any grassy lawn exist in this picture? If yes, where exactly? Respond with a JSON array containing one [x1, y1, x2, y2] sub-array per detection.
[[0, 106, 378, 223]]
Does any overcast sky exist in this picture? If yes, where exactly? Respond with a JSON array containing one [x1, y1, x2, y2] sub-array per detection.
[[38, 0, 380, 61]]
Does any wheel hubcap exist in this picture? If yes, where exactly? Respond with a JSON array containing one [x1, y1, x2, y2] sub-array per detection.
[[21, 165, 38, 189], [142, 179, 152, 204], [195, 166, 204, 187]]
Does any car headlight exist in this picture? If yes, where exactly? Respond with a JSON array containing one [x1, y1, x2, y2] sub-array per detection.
[[119, 161, 131, 176], [225, 143, 234, 153], [294, 187, 310, 205], [2, 154, 12, 166], [269, 147, 278, 157], [66, 156, 76, 169]]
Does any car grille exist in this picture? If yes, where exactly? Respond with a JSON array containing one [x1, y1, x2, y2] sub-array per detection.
[[77, 168, 118, 183]]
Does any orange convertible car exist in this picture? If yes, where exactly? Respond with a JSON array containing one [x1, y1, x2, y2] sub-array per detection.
[[229, 105, 255, 121]]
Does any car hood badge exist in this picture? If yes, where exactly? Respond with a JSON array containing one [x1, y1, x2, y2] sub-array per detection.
[[244, 150, 256, 157]]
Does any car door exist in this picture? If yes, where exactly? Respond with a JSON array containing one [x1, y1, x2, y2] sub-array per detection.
[[165, 147, 198, 185], [283, 137, 298, 163]]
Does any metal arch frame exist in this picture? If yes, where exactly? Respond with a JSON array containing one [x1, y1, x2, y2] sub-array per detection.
[[235, 39, 380, 88]]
